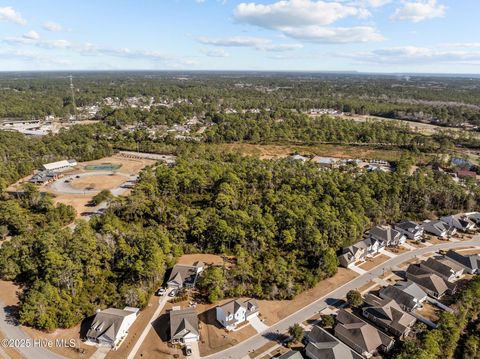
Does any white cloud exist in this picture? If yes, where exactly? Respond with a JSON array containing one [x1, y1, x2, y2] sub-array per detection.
[[279, 25, 384, 43], [233, 0, 384, 43], [197, 36, 304, 51], [235, 0, 370, 28], [339, 46, 480, 65], [23, 31, 40, 40], [391, 0, 446, 22], [201, 48, 230, 57], [43, 21, 64, 32], [0, 6, 27, 25]]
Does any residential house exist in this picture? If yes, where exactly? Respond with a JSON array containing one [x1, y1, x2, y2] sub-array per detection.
[[86, 307, 139, 348], [290, 154, 309, 162], [167, 261, 204, 288], [466, 212, 480, 225], [379, 281, 428, 312], [440, 214, 476, 232], [306, 325, 362, 359], [362, 294, 416, 338], [419, 257, 464, 282], [405, 264, 452, 298], [338, 241, 369, 267], [421, 220, 456, 239], [216, 299, 259, 331], [446, 250, 480, 274], [311, 156, 339, 168], [278, 350, 304, 359], [394, 221, 424, 241], [169, 307, 199, 344], [369, 226, 407, 247], [334, 309, 394, 358]]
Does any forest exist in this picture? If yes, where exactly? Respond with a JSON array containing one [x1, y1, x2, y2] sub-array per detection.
[[2, 71, 480, 126]]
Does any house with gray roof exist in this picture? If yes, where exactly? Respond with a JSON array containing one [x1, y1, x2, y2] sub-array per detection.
[[394, 221, 424, 241], [334, 309, 394, 357], [167, 261, 204, 289], [466, 212, 480, 225], [420, 257, 464, 282], [86, 307, 139, 348], [379, 281, 428, 312], [440, 214, 476, 232], [446, 250, 480, 274], [306, 325, 362, 359], [338, 241, 369, 267], [216, 298, 259, 331], [421, 220, 456, 239], [405, 264, 452, 298], [369, 226, 406, 247], [278, 350, 304, 359], [169, 307, 199, 344], [362, 294, 416, 338]]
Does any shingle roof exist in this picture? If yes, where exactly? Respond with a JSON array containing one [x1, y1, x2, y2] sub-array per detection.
[[406, 264, 449, 294], [86, 308, 136, 343], [446, 250, 480, 272], [170, 307, 199, 340], [307, 325, 362, 359]]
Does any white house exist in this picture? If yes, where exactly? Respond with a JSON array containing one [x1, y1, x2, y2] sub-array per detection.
[[86, 307, 139, 348], [216, 299, 259, 331], [41, 159, 77, 172], [170, 307, 199, 344]]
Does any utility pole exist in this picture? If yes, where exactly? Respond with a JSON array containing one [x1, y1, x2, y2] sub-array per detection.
[[69, 75, 78, 121]]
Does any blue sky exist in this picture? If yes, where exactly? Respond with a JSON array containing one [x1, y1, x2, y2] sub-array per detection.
[[0, 0, 478, 73]]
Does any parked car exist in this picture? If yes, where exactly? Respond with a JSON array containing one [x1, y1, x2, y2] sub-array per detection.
[[168, 289, 177, 297], [156, 287, 166, 296]]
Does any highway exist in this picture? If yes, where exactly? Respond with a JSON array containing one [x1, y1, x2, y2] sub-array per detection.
[[202, 237, 480, 359]]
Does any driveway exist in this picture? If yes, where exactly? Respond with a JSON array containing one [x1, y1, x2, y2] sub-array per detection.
[[202, 237, 480, 359], [248, 316, 269, 334]]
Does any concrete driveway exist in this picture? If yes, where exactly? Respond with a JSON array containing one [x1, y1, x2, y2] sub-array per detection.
[[248, 316, 269, 334]]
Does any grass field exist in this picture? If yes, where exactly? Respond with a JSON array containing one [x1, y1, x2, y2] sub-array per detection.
[[84, 163, 122, 170]]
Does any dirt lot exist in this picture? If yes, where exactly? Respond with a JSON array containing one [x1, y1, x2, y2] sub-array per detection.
[[416, 302, 441, 322], [212, 143, 433, 163], [176, 253, 228, 267], [70, 175, 127, 191], [257, 268, 358, 326], [359, 254, 389, 271]]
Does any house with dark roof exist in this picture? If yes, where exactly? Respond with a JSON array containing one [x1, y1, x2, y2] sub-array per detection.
[[394, 221, 424, 241], [405, 264, 452, 298], [440, 214, 476, 232], [306, 325, 362, 359], [369, 226, 406, 247], [419, 257, 464, 282], [169, 307, 199, 344], [278, 350, 304, 359], [379, 281, 428, 312], [466, 212, 480, 225], [334, 309, 394, 358], [446, 250, 480, 274], [86, 307, 139, 348], [215, 298, 259, 330], [167, 261, 204, 288], [362, 294, 416, 338], [421, 220, 456, 239]]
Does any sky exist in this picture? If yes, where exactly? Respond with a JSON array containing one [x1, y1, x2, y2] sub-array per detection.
[[0, 0, 478, 73]]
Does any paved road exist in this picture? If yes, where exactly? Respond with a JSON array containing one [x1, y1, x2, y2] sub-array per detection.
[[0, 301, 66, 359], [203, 238, 480, 359]]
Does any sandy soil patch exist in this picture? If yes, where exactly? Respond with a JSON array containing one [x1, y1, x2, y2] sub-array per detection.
[[176, 254, 229, 267], [0, 280, 21, 307], [0, 330, 25, 359], [416, 302, 441, 322], [257, 268, 358, 326], [69, 175, 127, 191], [81, 155, 155, 175], [358, 254, 389, 271]]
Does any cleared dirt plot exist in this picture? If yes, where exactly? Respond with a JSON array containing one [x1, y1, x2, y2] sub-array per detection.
[[358, 254, 389, 271], [257, 268, 358, 326], [176, 253, 228, 267], [69, 174, 127, 191]]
